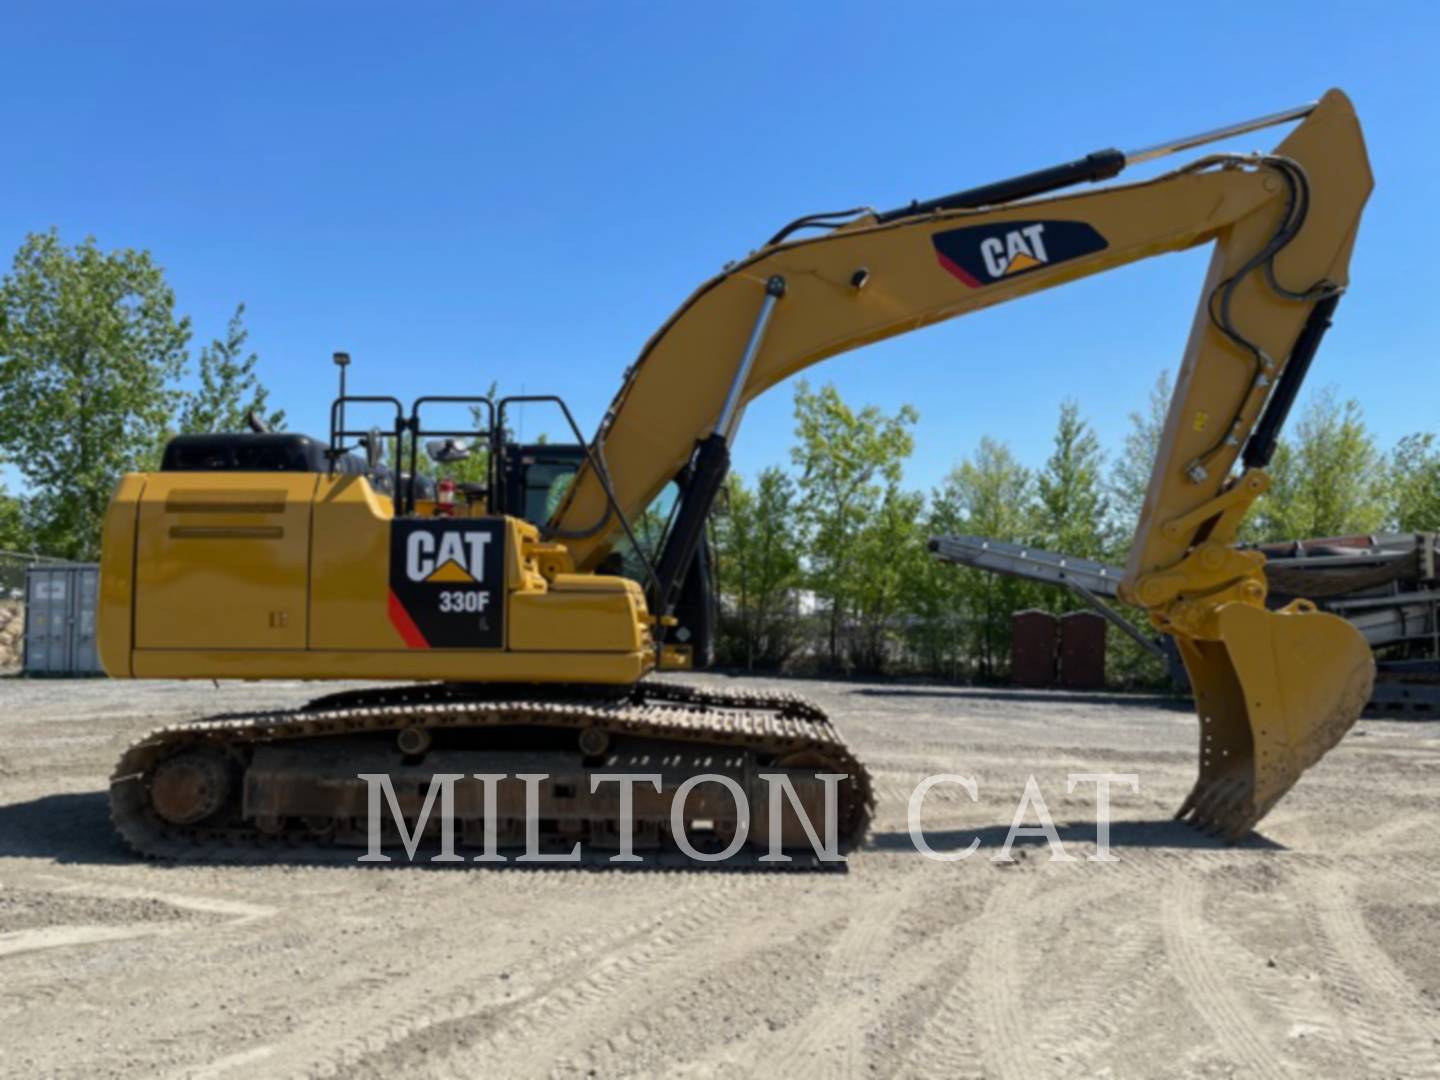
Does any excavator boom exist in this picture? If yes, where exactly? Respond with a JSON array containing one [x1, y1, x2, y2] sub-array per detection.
[[551, 88, 1375, 838], [552, 91, 1370, 570]]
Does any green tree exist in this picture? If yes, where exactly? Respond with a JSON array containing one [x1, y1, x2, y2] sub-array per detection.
[[790, 380, 918, 670], [847, 483, 926, 673], [0, 486, 26, 551], [951, 436, 1034, 540], [1110, 369, 1171, 547], [0, 231, 190, 558], [712, 468, 804, 669], [900, 477, 971, 679], [177, 304, 285, 434], [1249, 388, 1387, 541], [1034, 399, 1110, 565], [1388, 432, 1440, 531], [944, 437, 1038, 677]]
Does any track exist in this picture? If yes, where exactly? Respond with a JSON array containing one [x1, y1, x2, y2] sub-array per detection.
[[108, 681, 874, 866]]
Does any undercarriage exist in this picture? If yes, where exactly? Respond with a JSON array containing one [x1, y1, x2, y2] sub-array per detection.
[[110, 682, 875, 868]]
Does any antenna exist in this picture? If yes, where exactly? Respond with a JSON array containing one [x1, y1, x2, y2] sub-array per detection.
[[333, 351, 351, 441]]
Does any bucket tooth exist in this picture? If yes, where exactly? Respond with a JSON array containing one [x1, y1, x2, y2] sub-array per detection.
[[1181, 774, 1248, 832]]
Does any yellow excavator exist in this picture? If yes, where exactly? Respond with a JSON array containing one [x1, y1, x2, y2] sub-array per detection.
[[99, 88, 1375, 861]]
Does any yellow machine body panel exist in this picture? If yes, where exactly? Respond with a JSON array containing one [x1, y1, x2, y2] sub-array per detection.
[[100, 471, 654, 684], [308, 473, 396, 650], [133, 474, 318, 651]]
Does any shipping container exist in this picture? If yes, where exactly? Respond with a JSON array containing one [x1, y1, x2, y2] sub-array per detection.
[[23, 563, 103, 676]]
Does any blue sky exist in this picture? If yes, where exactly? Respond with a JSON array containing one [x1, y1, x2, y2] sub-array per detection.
[[2, 2, 1435, 496]]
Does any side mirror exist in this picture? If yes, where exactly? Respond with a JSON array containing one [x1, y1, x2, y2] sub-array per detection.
[[363, 427, 384, 470], [426, 438, 471, 464]]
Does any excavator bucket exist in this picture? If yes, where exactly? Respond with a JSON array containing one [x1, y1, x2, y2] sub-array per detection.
[[1174, 601, 1374, 839]]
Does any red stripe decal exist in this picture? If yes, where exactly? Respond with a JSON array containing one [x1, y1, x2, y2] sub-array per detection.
[[936, 251, 983, 288], [387, 590, 429, 649]]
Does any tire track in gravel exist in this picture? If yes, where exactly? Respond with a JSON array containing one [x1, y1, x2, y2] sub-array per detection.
[[968, 874, 1043, 1080], [556, 909, 847, 1079], [664, 871, 990, 1079], [424, 878, 783, 1080], [886, 887, 1026, 1080], [763, 874, 930, 1079], [1027, 907, 1164, 1076], [220, 873, 724, 1080], [900, 870, 1126, 1080], [1306, 876, 1440, 1079], [1300, 890, 1404, 1075], [314, 872, 774, 1080], [1184, 903, 1352, 1070], [1330, 811, 1440, 898], [1360, 854, 1440, 897], [656, 865, 1016, 1080], [1104, 844, 1260, 884], [869, 775, 919, 813], [1334, 812, 1431, 856], [1161, 875, 1291, 1079], [777, 918, 897, 1077]]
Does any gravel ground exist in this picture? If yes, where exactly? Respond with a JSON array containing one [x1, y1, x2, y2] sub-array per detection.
[[1, 672, 1437, 1079]]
